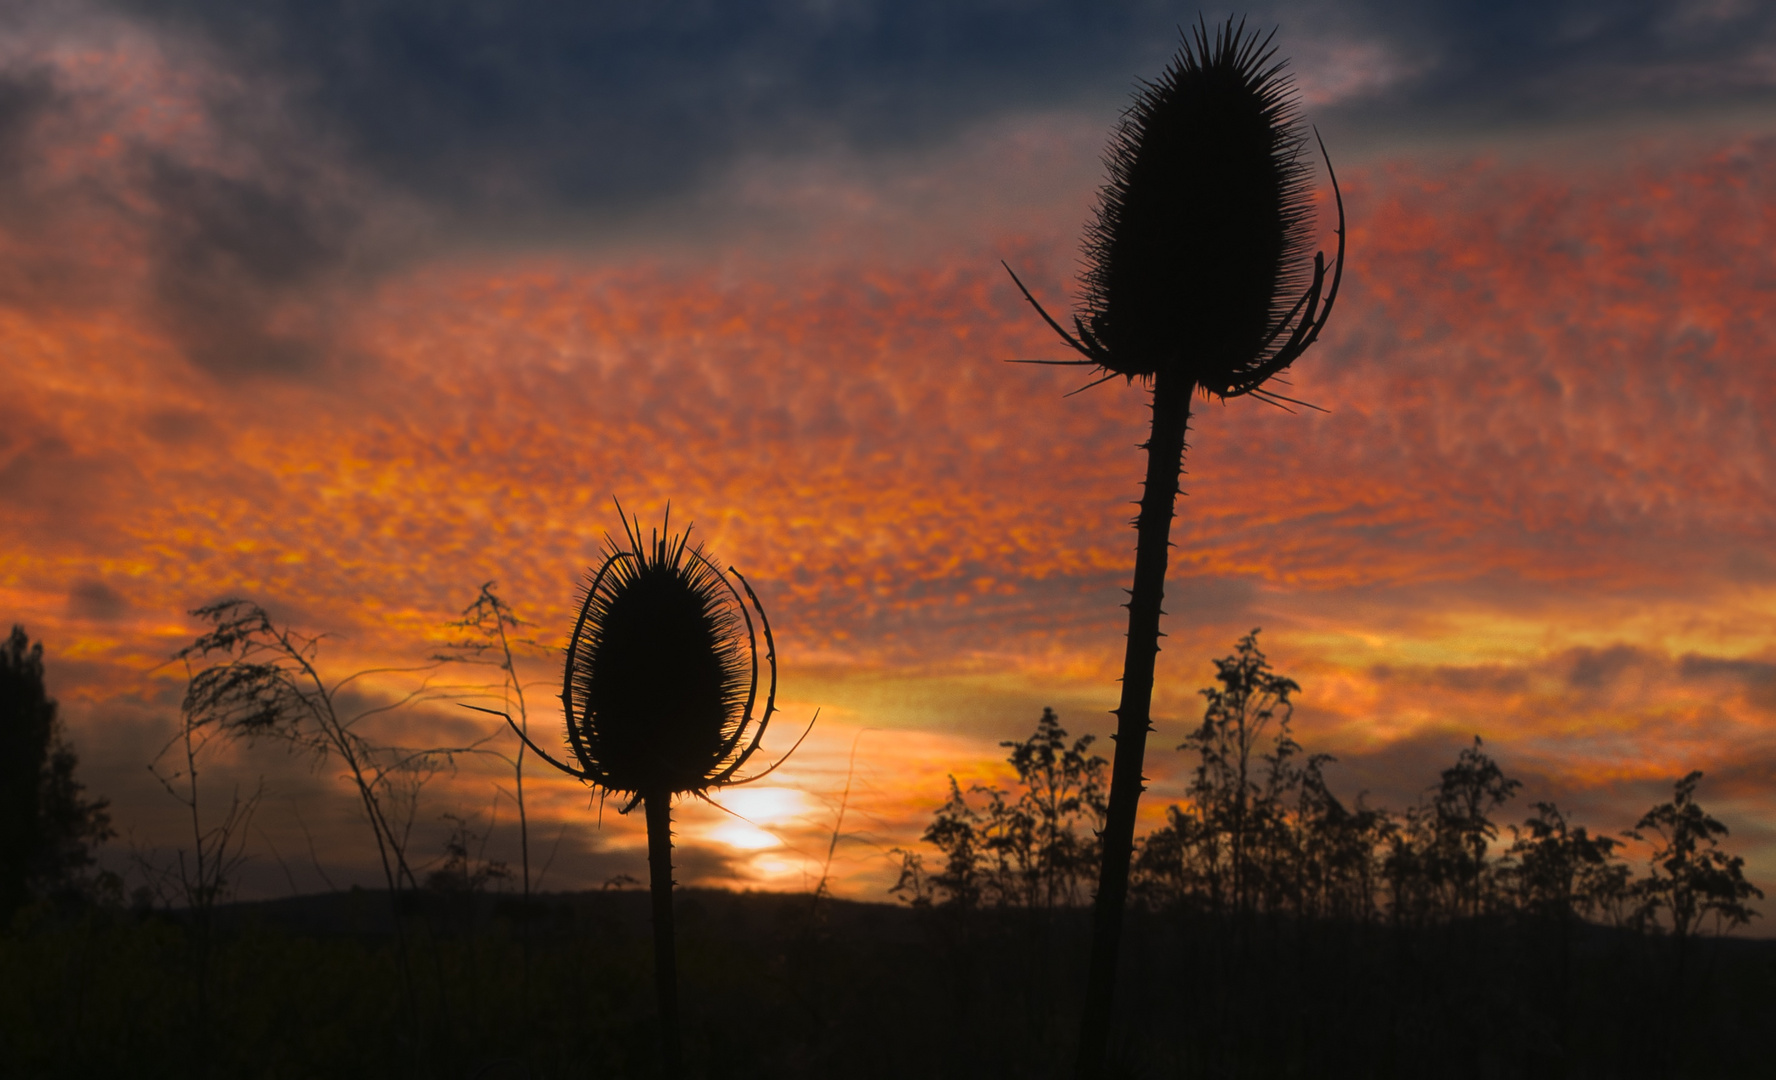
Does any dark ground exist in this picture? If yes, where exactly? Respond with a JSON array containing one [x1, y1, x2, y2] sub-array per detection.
[[3, 888, 1771, 1079]]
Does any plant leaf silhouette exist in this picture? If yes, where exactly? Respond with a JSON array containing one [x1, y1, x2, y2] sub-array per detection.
[[1629, 771, 1764, 938]]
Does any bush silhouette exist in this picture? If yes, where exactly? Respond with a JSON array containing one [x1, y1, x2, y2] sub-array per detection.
[[893, 708, 1107, 912], [1630, 771, 1763, 938]]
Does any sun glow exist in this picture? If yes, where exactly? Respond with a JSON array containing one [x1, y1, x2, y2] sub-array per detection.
[[703, 821, 784, 852]]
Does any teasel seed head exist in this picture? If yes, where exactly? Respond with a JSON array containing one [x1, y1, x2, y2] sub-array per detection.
[[1004, 17, 1343, 406], [558, 507, 780, 801]]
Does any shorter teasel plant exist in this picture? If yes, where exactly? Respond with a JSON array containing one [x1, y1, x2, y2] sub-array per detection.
[[487, 506, 808, 1078]]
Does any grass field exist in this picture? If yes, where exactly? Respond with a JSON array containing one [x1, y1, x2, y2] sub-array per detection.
[[4, 887, 1771, 1079]]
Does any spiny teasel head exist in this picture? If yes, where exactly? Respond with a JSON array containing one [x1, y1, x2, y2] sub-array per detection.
[[558, 508, 779, 800], [1005, 17, 1343, 405]]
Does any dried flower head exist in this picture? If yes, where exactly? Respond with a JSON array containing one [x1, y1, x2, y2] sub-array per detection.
[[557, 509, 778, 801], [1007, 17, 1344, 404]]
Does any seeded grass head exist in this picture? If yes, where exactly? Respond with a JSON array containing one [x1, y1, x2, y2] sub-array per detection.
[[1006, 17, 1344, 406]]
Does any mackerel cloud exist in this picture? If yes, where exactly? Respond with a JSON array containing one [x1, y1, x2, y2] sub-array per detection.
[[3, 3, 1774, 893]]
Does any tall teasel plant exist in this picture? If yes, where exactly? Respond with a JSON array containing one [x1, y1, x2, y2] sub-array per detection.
[[496, 507, 807, 1078], [1003, 19, 1344, 1077]]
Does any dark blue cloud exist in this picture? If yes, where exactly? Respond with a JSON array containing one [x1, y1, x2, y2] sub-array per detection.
[[140, 154, 364, 375], [0, 69, 56, 189], [107, 1, 1776, 222], [1319, 0, 1776, 126], [116, 0, 1182, 215]]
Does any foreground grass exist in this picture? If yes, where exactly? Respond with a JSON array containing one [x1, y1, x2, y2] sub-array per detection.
[[3, 889, 1770, 1079]]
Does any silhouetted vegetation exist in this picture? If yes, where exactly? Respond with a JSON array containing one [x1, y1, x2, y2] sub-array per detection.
[[892, 707, 1106, 912], [881, 631, 1767, 1079], [0, 626, 114, 923], [162, 599, 499, 1037], [173, 600, 454, 906], [1003, 20, 1345, 1073], [507, 509, 802, 1079], [899, 632, 1762, 941], [1, 619, 1769, 1078], [1630, 771, 1764, 938], [439, 581, 543, 1019]]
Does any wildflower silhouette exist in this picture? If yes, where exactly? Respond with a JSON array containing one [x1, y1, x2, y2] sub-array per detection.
[[1002, 19, 1345, 1078], [486, 506, 808, 1078]]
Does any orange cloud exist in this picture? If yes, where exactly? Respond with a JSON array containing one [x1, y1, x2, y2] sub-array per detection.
[[4, 125, 1776, 906]]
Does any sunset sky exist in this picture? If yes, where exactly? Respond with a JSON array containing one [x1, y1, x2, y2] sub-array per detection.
[[4, 1, 1776, 915]]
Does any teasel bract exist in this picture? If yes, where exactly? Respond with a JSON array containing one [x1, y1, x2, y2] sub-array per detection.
[[504, 506, 803, 1078], [1003, 19, 1344, 1078]]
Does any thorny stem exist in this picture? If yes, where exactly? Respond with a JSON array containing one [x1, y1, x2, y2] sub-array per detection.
[[645, 791, 683, 1079], [1074, 368, 1192, 1080]]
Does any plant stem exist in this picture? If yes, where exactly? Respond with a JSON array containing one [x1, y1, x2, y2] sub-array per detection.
[[180, 719, 212, 1040], [492, 603, 533, 1016], [645, 791, 683, 1079], [1074, 368, 1192, 1080]]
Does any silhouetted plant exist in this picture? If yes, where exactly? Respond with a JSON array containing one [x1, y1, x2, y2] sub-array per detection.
[[1502, 801, 1630, 925], [425, 811, 512, 897], [1184, 630, 1301, 915], [139, 706, 262, 1030], [444, 583, 539, 899], [501, 508, 801, 1079], [1133, 633, 1387, 922], [175, 602, 453, 902], [1429, 737, 1520, 919], [810, 728, 866, 919], [1621, 772, 1765, 1073], [141, 664, 266, 922], [1289, 755, 1391, 922], [440, 582, 543, 1005], [893, 777, 984, 910], [1129, 799, 1216, 913], [1628, 771, 1763, 939], [894, 709, 1107, 912], [1379, 738, 1521, 925], [998, 708, 1109, 910], [1381, 803, 1437, 926], [0, 626, 113, 922], [1002, 19, 1343, 1073], [173, 599, 466, 1039], [1125, 640, 1775, 944]]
